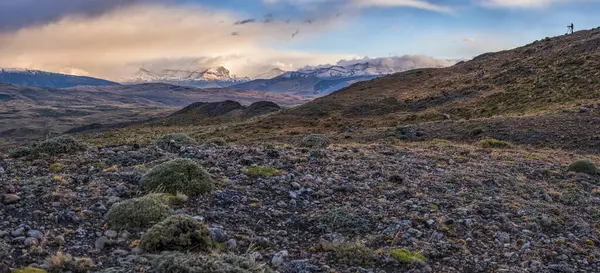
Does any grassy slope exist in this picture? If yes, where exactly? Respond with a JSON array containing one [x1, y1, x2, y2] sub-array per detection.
[[76, 27, 600, 152]]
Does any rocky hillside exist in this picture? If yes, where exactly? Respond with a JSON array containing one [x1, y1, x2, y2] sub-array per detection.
[[283, 27, 600, 123], [1, 134, 599, 272]]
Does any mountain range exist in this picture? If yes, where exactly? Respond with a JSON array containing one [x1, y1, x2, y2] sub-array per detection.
[[129, 66, 250, 88], [230, 62, 412, 96], [0, 68, 119, 88]]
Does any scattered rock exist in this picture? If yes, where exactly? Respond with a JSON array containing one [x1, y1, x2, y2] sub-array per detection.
[[3, 194, 20, 204]]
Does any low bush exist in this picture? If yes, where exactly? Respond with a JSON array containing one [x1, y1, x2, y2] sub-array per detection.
[[105, 195, 173, 231], [151, 252, 274, 273], [567, 159, 597, 175], [139, 215, 213, 253], [244, 166, 281, 178], [8, 146, 33, 158], [34, 135, 86, 156], [155, 133, 197, 152], [299, 134, 330, 149], [205, 137, 227, 147], [390, 248, 425, 263], [329, 242, 380, 267], [140, 158, 214, 196], [478, 138, 512, 148]]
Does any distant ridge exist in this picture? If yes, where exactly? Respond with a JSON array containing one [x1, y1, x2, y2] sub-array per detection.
[[0, 68, 119, 88]]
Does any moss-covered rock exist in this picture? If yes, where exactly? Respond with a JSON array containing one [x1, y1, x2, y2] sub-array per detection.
[[329, 242, 380, 267], [139, 215, 213, 253], [299, 134, 330, 149], [568, 159, 597, 175], [478, 138, 512, 148], [155, 133, 197, 152], [12, 267, 48, 273], [140, 158, 214, 196], [151, 252, 274, 273], [244, 166, 281, 178], [34, 135, 86, 156], [390, 248, 425, 263], [105, 195, 173, 231]]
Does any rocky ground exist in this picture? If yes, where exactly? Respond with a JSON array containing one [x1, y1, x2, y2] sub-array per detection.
[[1, 138, 600, 272]]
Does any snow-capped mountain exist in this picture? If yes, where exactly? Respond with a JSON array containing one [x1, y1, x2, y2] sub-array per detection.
[[252, 68, 287, 80], [129, 66, 250, 88], [0, 68, 119, 88], [232, 56, 456, 96], [278, 62, 409, 80]]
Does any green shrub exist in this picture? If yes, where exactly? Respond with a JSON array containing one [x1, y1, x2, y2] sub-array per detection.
[[299, 134, 330, 149], [151, 252, 274, 273], [12, 267, 48, 273], [390, 248, 425, 263], [34, 135, 86, 156], [478, 138, 512, 148], [9, 146, 33, 158], [105, 195, 173, 231], [329, 242, 380, 267], [49, 163, 66, 172], [205, 137, 227, 147], [568, 159, 597, 175], [140, 158, 214, 196], [155, 133, 197, 152], [244, 166, 281, 178], [139, 215, 213, 253]]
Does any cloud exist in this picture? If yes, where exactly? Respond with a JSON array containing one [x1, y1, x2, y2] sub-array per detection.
[[478, 0, 571, 8], [264, 0, 453, 12], [0, 0, 172, 31], [0, 4, 354, 80], [463, 38, 475, 43], [304, 55, 457, 71]]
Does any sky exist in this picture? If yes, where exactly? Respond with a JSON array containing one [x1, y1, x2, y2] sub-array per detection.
[[0, 0, 599, 80]]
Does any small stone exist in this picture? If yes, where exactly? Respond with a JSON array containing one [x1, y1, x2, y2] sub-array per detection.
[[0, 231, 8, 238], [497, 232, 511, 244], [3, 194, 20, 204], [426, 219, 436, 227], [291, 182, 302, 189], [443, 113, 451, 120], [95, 236, 109, 250], [4, 185, 15, 194], [405, 228, 423, 238], [209, 227, 228, 243], [104, 230, 118, 239], [226, 239, 237, 251], [11, 227, 25, 237], [250, 251, 262, 260], [271, 250, 289, 267], [24, 237, 39, 247], [277, 201, 287, 208], [254, 236, 270, 248], [111, 249, 129, 256], [131, 246, 143, 255], [580, 107, 590, 113], [54, 235, 66, 246], [26, 230, 43, 240]]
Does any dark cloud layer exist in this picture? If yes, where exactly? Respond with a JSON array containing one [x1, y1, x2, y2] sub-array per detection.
[[0, 0, 171, 32]]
